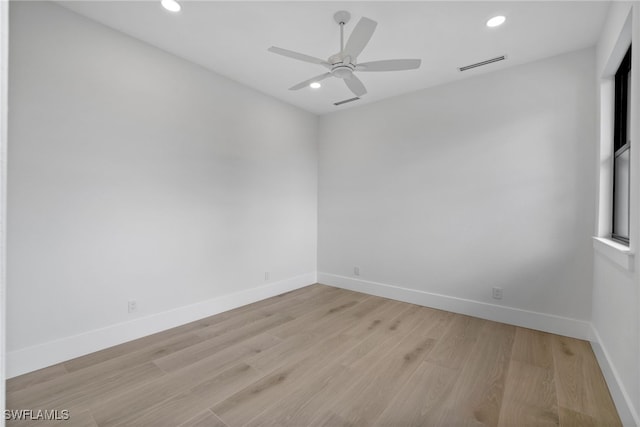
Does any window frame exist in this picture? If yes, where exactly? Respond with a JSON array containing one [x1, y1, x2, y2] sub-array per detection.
[[612, 45, 631, 245]]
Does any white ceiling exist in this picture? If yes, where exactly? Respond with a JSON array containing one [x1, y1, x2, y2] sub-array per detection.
[[58, 1, 610, 115]]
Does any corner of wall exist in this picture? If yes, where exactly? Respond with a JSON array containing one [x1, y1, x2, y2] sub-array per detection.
[[318, 273, 594, 340], [592, 3, 640, 425], [590, 324, 640, 427]]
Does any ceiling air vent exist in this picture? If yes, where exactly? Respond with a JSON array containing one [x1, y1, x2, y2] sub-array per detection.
[[334, 97, 360, 106], [458, 55, 506, 72]]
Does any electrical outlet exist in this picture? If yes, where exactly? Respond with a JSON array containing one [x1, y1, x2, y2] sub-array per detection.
[[492, 287, 503, 300], [128, 300, 137, 313], [264, 272, 270, 281], [354, 266, 360, 276]]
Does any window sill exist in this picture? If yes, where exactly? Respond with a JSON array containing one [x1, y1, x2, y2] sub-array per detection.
[[593, 237, 634, 271]]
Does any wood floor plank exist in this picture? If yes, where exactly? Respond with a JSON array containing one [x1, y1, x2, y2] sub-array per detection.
[[558, 406, 598, 427], [190, 363, 263, 406], [205, 284, 334, 324], [511, 328, 554, 369], [170, 284, 335, 340], [238, 300, 415, 426], [90, 333, 281, 426], [340, 299, 418, 340], [551, 335, 621, 425], [581, 343, 622, 426], [9, 331, 201, 410], [430, 320, 516, 426], [262, 285, 354, 320], [211, 302, 420, 426], [552, 335, 584, 412], [95, 331, 204, 372], [267, 291, 370, 340], [244, 297, 400, 375], [120, 392, 209, 427], [194, 286, 349, 343], [242, 304, 440, 427], [335, 305, 443, 372], [242, 330, 321, 374], [307, 308, 441, 427], [153, 314, 291, 372], [178, 410, 228, 427], [8, 361, 165, 411], [6, 363, 68, 394], [63, 327, 202, 373], [211, 332, 367, 426], [497, 360, 559, 426], [192, 310, 278, 341], [6, 285, 622, 427], [425, 313, 486, 369], [372, 361, 459, 427], [53, 410, 98, 427]]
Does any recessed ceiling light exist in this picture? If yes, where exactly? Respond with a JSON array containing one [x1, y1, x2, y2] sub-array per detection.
[[161, 0, 181, 13], [486, 15, 506, 28], [309, 82, 321, 89]]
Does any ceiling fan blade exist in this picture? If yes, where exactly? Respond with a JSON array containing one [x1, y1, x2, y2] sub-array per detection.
[[268, 46, 331, 68], [356, 59, 422, 72], [344, 74, 367, 97], [344, 17, 377, 58], [289, 72, 333, 90]]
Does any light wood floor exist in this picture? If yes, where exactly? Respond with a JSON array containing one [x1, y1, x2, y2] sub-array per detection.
[[7, 284, 621, 427]]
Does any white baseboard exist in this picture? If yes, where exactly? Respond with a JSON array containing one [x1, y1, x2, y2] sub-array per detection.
[[7, 272, 316, 378], [590, 326, 640, 427], [318, 272, 593, 340]]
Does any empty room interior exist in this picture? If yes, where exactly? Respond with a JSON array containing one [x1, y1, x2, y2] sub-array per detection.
[[2, 0, 640, 426]]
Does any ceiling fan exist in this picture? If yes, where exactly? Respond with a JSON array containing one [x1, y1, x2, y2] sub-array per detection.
[[268, 11, 422, 98]]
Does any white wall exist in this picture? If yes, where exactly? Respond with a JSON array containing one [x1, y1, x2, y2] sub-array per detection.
[[7, 1, 317, 376], [318, 48, 597, 337], [592, 2, 640, 425]]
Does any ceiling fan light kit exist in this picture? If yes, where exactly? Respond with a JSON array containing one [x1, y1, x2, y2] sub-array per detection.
[[486, 15, 506, 28], [268, 10, 422, 101], [160, 0, 181, 13]]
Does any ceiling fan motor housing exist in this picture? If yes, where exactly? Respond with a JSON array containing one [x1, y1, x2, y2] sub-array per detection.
[[332, 65, 354, 79]]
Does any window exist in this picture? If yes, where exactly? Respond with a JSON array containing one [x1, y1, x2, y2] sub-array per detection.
[[612, 45, 631, 245]]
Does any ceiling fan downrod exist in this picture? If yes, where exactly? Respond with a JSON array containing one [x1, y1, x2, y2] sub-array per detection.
[[334, 10, 351, 54]]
